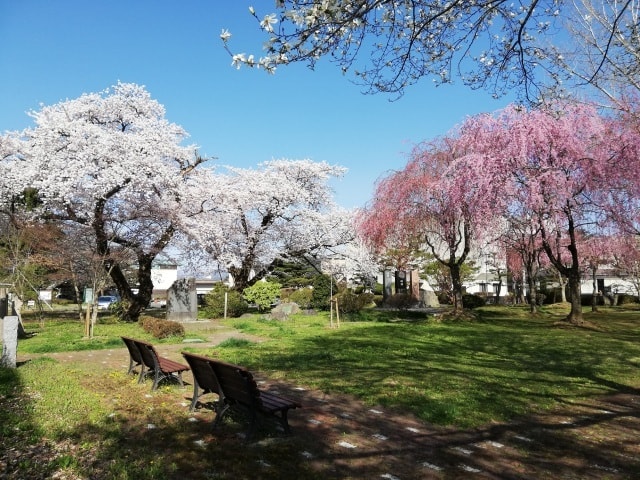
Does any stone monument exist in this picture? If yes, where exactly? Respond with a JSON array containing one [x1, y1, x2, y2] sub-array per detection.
[[1, 316, 19, 368], [166, 278, 197, 322]]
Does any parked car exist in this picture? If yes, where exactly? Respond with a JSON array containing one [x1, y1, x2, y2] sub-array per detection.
[[97, 295, 119, 310], [148, 298, 167, 309]]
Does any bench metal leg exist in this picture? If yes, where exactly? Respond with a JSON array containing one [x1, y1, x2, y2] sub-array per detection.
[[137, 366, 146, 384], [151, 370, 164, 390], [189, 382, 201, 411], [246, 411, 259, 440], [127, 358, 136, 375], [213, 402, 231, 428], [278, 410, 291, 434]]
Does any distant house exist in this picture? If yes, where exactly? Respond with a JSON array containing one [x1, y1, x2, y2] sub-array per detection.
[[377, 270, 439, 307], [465, 270, 505, 301], [578, 267, 636, 297], [150, 263, 178, 300], [463, 260, 638, 304]]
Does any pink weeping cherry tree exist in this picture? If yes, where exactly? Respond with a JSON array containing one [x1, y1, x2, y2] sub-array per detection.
[[601, 98, 640, 237], [357, 136, 491, 314], [360, 99, 639, 321], [453, 102, 630, 324]]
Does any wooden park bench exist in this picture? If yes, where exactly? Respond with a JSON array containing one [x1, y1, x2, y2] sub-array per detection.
[[121, 337, 189, 391], [182, 352, 301, 439]]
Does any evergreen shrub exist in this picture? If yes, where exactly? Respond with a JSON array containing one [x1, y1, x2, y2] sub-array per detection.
[[288, 287, 313, 309], [243, 281, 282, 312], [311, 274, 332, 310], [462, 293, 486, 309], [202, 283, 248, 318]]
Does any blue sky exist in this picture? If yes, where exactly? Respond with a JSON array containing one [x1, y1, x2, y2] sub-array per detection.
[[0, 1, 514, 209]]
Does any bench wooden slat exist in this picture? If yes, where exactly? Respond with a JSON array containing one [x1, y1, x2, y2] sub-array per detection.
[[258, 391, 300, 413], [158, 357, 190, 373]]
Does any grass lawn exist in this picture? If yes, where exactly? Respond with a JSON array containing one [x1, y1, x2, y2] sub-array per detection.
[[2, 303, 640, 478], [200, 304, 640, 427]]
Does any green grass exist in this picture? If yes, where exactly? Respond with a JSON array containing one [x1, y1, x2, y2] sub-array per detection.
[[3, 304, 640, 478], [206, 305, 640, 427], [12, 305, 640, 428], [18, 314, 208, 354]]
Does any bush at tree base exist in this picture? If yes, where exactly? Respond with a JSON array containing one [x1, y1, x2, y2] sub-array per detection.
[[335, 291, 375, 314], [462, 293, 486, 309], [618, 294, 639, 304], [372, 295, 384, 307], [385, 293, 415, 310], [139, 316, 185, 339], [202, 284, 248, 318], [109, 300, 126, 318]]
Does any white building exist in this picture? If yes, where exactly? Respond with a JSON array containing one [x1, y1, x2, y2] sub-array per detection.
[[150, 263, 178, 298], [464, 263, 638, 303]]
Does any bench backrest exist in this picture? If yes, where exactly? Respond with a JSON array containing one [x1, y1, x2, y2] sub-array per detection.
[[121, 336, 143, 365], [133, 339, 160, 371], [209, 359, 262, 409], [182, 352, 222, 395]]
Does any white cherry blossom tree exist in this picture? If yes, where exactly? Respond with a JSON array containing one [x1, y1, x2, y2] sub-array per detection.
[[4, 82, 205, 321], [181, 159, 355, 291], [223, 1, 638, 101], [553, 0, 640, 106]]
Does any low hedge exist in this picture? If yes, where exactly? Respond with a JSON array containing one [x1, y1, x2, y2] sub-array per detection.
[[139, 316, 185, 339]]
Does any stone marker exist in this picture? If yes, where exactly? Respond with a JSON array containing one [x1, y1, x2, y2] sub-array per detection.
[[382, 270, 393, 301], [166, 278, 197, 322], [1, 316, 19, 368], [271, 302, 300, 320]]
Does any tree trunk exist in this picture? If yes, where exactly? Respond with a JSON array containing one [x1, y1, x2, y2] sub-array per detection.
[[566, 269, 584, 324], [558, 273, 567, 303], [450, 263, 464, 314], [65, 262, 84, 322], [107, 253, 155, 322], [518, 270, 526, 304], [540, 208, 583, 325], [591, 266, 599, 312], [526, 264, 537, 314], [93, 196, 174, 322], [522, 254, 538, 313]]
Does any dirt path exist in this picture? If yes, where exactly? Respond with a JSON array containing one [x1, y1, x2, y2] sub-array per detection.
[[16, 331, 640, 479]]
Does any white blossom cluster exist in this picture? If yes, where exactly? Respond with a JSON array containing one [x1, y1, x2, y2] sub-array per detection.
[[4, 83, 199, 250], [221, 1, 567, 98], [221, 1, 637, 100], [178, 159, 364, 287]]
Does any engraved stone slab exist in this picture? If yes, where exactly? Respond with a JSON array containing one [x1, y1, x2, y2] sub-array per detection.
[[166, 278, 197, 322], [1, 316, 19, 368]]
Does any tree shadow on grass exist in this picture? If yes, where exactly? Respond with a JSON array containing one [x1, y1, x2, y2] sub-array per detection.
[[248, 320, 640, 426]]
